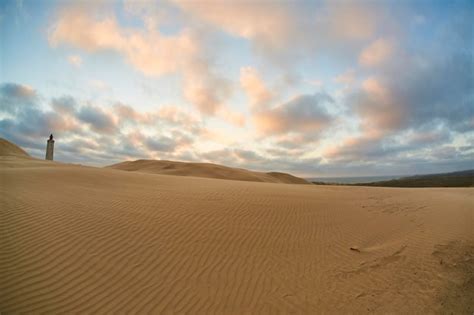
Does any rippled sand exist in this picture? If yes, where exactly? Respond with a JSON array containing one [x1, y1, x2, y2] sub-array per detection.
[[1, 156, 473, 313]]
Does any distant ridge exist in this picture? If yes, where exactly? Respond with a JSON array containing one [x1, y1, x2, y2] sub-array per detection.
[[106, 159, 309, 184], [0, 138, 30, 157], [354, 169, 474, 187]]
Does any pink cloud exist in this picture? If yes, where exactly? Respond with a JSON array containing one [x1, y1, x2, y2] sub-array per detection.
[[362, 77, 388, 100], [323, 132, 381, 161], [358, 77, 405, 132], [49, 6, 123, 52], [327, 4, 377, 41], [49, 4, 229, 116], [172, 1, 379, 59], [359, 38, 394, 67], [217, 108, 246, 127], [253, 93, 334, 136], [172, 1, 294, 50], [240, 66, 273, 108]]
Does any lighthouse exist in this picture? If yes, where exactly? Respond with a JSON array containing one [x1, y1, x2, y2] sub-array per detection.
[[45, 134, 54, 160]]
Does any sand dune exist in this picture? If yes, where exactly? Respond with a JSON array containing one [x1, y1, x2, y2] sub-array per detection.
[[0, 138, 30, 157], [1, 140, 473, 313], [1, 153, 473, 313], [107, 159, 309, 184]]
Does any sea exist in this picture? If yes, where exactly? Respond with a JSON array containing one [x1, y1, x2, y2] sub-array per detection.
[[306, 175, 405, 184]]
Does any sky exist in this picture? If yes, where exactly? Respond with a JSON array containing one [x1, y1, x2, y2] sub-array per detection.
[[0, 0, 473, 177]]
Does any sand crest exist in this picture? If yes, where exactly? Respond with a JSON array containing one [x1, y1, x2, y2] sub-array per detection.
[[107, 159, 309, 184]]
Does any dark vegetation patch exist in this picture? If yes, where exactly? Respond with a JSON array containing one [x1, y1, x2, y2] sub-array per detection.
[[312, 170, 474, 188]]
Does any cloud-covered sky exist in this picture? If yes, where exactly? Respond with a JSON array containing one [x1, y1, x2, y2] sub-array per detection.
[[0, 0, 473, 177]]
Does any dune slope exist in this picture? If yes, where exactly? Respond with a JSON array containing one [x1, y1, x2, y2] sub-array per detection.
[[1, 157, 473, 313], [107, 159, 309, 184], [0, 138, 30, 157]]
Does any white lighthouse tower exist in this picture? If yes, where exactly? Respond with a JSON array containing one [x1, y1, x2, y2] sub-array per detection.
[[45, 134, 54, 160]]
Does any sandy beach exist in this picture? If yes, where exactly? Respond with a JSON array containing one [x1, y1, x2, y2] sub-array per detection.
[[1, 150, 472, 313]]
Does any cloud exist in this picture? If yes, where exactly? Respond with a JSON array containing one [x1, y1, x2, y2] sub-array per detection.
[[334, 69, 356, 85], [113, 103, 205, 135], [172, 1, 295, 51], [144, 136, 178, 152], [157, 105, 201, 128], [49, 5, 194, 76], [356, 53, 473, 134], [77, 105, 117, 134], [51, 96, 77, 114], [0, 84, 83, 151], [326, 48, 473, 164], [359, 38, 394, 67], [240, 66, 272, 108], [273, 134, 320, 150], [142, 130, 193, 154], [113, 103, 153, 125], [253, 92, 335, 135], [317, 3, 473, 170], [0, 82, 37, 114], [172, 0, 379, 62], [324, 133, 389, 162], [397, 55, 473, 132], [49, 4, 230, 116], [119, 93, 241, 129], [4, 2, 473, 176], [323, 127, 455, 165], [0, 82, 205, 164], [306, 79, 322, 87], [326, 4, 377, 41], [354, 77, 404, 133], [49, 4, 123, 52], [233, 148, 264, 163], [182, 61, 232, 115], [0, 82, 35, 98], [217, 108, 246, 127], [238, 67, 338, 139], [68, 54, 82, 67], [89, 79, 110, 91]]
